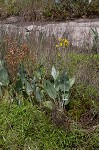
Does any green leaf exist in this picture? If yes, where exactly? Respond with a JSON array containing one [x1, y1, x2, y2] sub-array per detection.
[[26, 81, 33, 95], [44, 80, 57, 100], [60, 71, 69, 83], [31, 76, 37, 91], [54, 77, 60, 92], [59, 81, 70, 92], [35, 87, 43, 101], [51, 66, 59, 80], [0, 60, 9, 86], [0, 85, 2, 97], [59, 71, 74, 92], [15, 79, 22, 93], [42, 101, 53, 110]]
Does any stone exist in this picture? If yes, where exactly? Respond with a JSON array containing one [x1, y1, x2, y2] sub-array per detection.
[[5, 16, 19, 24]]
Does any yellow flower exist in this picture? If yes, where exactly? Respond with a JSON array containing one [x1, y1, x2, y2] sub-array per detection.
[[64, 39, 69, 46], [56, 38, 69, 48], [59, 43, 63, 47], [64, 39, 67, 43]]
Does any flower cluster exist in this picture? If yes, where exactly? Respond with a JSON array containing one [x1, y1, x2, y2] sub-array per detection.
[[56, 38, 69, 48]]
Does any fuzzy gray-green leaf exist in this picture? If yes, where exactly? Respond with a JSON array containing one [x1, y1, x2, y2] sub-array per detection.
[[26, 81, 33, 95], [51, 66, 59, 80], [36, 87, 43, 101], [44, 80, 57, 100], [0, 60, 9, 86]]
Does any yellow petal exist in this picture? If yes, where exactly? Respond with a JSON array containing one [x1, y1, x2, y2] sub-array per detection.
[[59, 43, 63, 46], [56, 45, 59, 48]]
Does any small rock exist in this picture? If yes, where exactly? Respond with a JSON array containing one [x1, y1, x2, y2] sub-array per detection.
[[5, 16, 19, 24]]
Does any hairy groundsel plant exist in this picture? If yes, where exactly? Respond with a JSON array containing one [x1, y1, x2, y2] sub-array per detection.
[[50, 66, 75, 109], [0, 35, 75, 109], [0, 60, 75, 109], [15, 64, 75, 109], [0, 37, 74, 109]]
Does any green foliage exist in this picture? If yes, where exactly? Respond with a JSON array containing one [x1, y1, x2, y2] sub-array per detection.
[[51, 66, 75, 108], [51, 66, 59, 80], [16, 63, 45, 102], [17, 64, 75, 109], [44, 80, 57, 100], [0, 61, 74, 109], [91, 27, 99, 54], [0, 60, 9, 97]]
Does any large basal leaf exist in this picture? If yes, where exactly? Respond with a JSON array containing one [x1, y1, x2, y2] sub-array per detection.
[[26, 81, 33, 95], [35, 87, 43, 101], [59, 81, 70, 92], [60, 70, 69, 84], [59, 71, 75, 92], [51, 66, 59, 80], [54, 77, 62, 92], [54, 81, 60, 92], [15, 79, 23, 93], [31, 76, 37, 91], [44, 80, 57, 100], [0, 60, 9, 86]]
